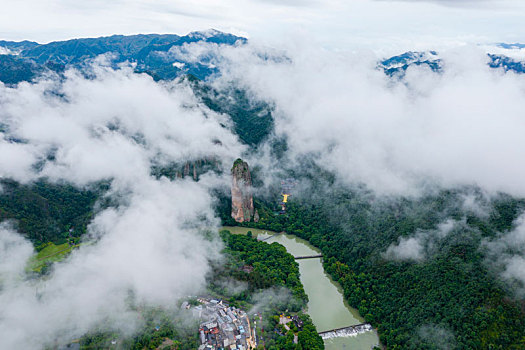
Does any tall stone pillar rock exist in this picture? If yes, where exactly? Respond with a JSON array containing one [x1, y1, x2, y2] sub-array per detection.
[[231, 158, 254, 222]]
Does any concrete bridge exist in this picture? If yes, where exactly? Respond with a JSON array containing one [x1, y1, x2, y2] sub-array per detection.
[[318, 323, 373, 340], [294, 254, 323, 260], [258, 234, 278, 241]]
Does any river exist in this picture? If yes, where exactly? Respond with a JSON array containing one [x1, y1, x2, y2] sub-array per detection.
[[222, 226, 380, 350]]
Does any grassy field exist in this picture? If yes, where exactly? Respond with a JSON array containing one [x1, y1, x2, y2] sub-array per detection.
[[27, 242, 75, 273]]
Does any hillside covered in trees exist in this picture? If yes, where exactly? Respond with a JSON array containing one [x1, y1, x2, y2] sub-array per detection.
[[0, 179, 106, 247], [229, 174, 525, 349]]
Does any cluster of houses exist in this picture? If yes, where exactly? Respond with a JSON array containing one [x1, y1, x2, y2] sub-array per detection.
[[186, 298, 256, 350]]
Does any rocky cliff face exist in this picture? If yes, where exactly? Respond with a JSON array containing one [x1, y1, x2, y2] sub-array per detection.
[[231, 158, 254, 222], [162, 158, 218, 180]]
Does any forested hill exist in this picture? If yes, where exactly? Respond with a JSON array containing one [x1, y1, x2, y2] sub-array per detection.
[[3, 33, 525, 86], [0, 179, 107, 247], [188, 76, 275, 146], [0, 32, 276, 147], [0, 30, 246, 83], [0, 31, 243, 64], [231, 174, 525, 349]]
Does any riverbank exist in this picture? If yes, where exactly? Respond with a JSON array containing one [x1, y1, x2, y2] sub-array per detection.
[[221, 226, 380, 350]]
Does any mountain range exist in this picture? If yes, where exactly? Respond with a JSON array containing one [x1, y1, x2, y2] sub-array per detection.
[[1, 31, 525, 85], [0, 29, 246, 83], [380, 47, 525, 77]]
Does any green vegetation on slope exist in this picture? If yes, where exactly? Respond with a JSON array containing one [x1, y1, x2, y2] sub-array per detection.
[[27, 242, 75, 273], [79, 308, 199, 350], [228, 179, 525, 349], [220, 229, 308, 305], [0, 54, 40, 84], [189, 76, 275, 147], [0, 179, 106, 246]]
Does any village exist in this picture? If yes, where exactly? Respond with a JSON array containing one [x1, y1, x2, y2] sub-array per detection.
[[181, 296, 312, 350], [181, 298, 256, 350]]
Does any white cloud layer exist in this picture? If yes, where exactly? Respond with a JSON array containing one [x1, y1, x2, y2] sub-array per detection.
[[0, 65, 243, 186], [210, 42, 525, 196], [0, 63, 245, 348], [0, 179, 221, 348], [0, 223, 34, 283], [385, 236, 425, 261]]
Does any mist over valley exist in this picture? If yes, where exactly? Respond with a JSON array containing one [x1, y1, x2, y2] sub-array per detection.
[[1, 4, 525, 349]]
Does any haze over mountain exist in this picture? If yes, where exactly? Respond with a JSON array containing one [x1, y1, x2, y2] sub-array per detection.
[[2, 31, 525, 86], [1, 22, 525, 350]]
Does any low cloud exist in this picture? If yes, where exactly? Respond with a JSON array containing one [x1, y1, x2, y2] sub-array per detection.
[[163, 41, 228, 65], [0, 179, 221, 348], [0, 223, 34, 285], [0, 62, 245, 348], [384, 236, 425, 261], [0, 64, 244, 186], [460, 191, 491, 218], [415, 324, 456, 349], [484, 213, 525, 296], [209, 42, 525, 197], [249, 286, 296, 314], [214, 278, 249, 296], [0, 46, 14, 54], [383, 219, 458, 262]]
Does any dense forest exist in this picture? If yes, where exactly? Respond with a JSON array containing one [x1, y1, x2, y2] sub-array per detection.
[[219, 230, 308, 305], [0, 179, 105, 247], [231, 176, 525, 349]]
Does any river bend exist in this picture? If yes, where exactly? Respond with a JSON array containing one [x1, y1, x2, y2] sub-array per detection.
[[222, 226, 380, 350]]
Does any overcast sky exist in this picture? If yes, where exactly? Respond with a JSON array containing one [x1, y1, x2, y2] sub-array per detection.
[[1, 0, 525, 50]]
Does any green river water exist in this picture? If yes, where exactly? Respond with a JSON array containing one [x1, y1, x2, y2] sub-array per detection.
[[222, 226, 380, 350]]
